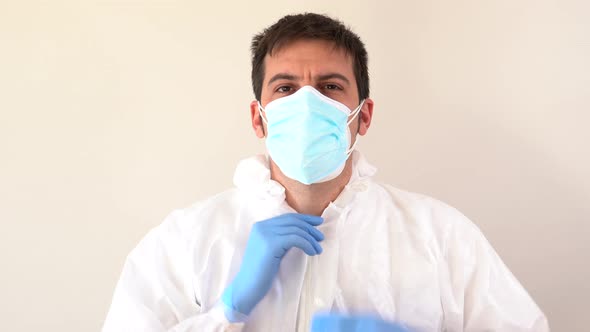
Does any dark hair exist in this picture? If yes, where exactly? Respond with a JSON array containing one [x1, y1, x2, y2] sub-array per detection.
[[250, 13, 369, 102]]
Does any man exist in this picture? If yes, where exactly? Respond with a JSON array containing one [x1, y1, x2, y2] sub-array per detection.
[[103, 13, 549, 331]]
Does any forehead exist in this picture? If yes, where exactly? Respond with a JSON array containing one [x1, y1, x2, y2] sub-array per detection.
[[263, 39, 354, 79]]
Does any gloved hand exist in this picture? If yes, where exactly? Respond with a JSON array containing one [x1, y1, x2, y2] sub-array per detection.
[[222, 213, 324, 319], [311, 313, 411, 332]]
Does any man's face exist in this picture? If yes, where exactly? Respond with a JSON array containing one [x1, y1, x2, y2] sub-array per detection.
[[250, 39, 373, 142]]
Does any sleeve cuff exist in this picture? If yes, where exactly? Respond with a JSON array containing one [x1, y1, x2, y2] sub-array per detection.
[[215, 301, 249, 324]]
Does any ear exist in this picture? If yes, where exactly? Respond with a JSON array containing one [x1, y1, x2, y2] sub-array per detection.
[[358, 98, 374, 136], [250, 100, 266, 138]]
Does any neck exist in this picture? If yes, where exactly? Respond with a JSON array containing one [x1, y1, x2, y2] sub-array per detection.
[[270, 158, 354, 216]]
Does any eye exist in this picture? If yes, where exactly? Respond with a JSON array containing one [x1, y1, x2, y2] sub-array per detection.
[[276, 85, 293, 93], [323, 84, 342, 91]]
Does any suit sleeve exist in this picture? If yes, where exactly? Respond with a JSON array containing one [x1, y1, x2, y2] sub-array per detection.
[[458, 222, 550, 332], [102, 211, 243, 332]]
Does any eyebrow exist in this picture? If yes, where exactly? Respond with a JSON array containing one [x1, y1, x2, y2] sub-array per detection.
[[267, 73, 299, 86], [317, 73, 350, 85], [266, 72, 351, 86]]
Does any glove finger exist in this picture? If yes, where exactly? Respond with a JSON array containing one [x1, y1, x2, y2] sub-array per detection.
[[268, 217, 325, 240], [293, 213, 324, 226], [269, 213, 323, 226], [280, 233, 322, 256], [312, 313, 411, 332], [274, 226, 323, 252], [275, 222, 324, 241]]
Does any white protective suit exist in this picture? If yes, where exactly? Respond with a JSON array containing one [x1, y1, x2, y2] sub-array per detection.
[[103, 151, 549, 332]]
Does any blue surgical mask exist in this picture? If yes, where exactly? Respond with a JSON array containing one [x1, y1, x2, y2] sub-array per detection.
[[258, 86, 365, 185]]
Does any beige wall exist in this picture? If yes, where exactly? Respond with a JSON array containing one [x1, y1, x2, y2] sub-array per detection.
[[1, 1, 588, 331]]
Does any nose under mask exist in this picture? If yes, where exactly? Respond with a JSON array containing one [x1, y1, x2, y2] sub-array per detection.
[[258, 85, 365, 185]]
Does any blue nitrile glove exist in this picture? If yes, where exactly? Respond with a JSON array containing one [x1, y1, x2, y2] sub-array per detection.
[[222, 213, 324, 320], [311, 313, 411, 332]]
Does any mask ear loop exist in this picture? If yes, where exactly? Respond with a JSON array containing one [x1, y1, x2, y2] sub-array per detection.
[[257, 101, 269, 124], [345, 99, 365, 154], [257, 101, 269, 136], [346, 99, 365, 126]]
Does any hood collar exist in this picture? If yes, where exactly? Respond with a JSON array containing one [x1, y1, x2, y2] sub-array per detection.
[[233, 150, 377, 200]]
